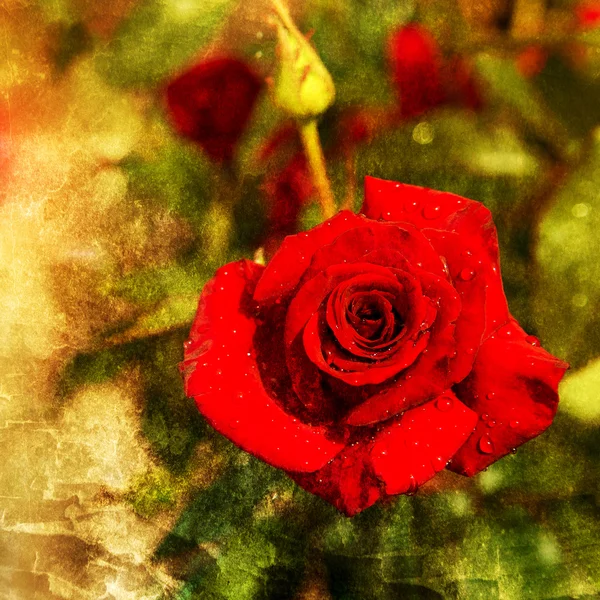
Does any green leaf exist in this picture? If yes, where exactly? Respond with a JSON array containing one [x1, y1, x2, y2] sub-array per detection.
[[140, 332, 209, 469], [534, 55, 600, 139], [168, 512, 310, 600], [533, 135, 600, 368], [121, 138, 215, 224], [95, 0, 236, 88], [474, 54, 572, 162], [155, 458, 290, 556], [105, 294, 198, 345], [54, 22, 93, 74], [56, 339, 146, 399], [558, 358, 600, 425], [105, 263, 207, 306]]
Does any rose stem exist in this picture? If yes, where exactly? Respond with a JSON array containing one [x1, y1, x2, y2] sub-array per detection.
[[299, 119, 336, 220]]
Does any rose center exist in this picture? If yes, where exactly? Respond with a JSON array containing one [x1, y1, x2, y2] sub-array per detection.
[[346, 292, 402, 342]]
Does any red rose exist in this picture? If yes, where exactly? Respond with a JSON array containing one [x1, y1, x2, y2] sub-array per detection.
[[181, 177, 568, 516], [166, 57, 262, 163], [387, 24, 482, 119]]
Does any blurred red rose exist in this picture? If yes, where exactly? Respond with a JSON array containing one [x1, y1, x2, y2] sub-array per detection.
[[387, 24, 483, 119], [257, 124, 315, 254], [166, 57, 262, 163], [181, 177, 567, 516], [576, 1, 600, 28]]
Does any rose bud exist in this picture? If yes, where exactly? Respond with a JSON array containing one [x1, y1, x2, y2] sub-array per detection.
[[181, 177, 568, 516], [166, 57, 262, 163], [269, 0, 335, 120], [387, 24, 483, 119]]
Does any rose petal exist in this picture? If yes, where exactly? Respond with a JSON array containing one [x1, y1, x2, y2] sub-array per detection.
[[361, 177, 508, 337], [424, 230, 487, 380], [370, 392, 478, 494], [303, 310, 430, 386], [253, 210, 366, 303], [301, 221, 447, 283], [448, 318, 569, 476], [344, 272, 464, 425], [182, 260, 346, 473], [284, 262, 400, 348], [291, 391, 477, 516], [290, 440, 384, 517]]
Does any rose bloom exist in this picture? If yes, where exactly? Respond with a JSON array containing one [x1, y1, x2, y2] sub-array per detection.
[[181, 177, 568, 516]]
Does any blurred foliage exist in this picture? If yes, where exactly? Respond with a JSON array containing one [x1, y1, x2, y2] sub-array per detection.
[[6, 0, 599, 597]]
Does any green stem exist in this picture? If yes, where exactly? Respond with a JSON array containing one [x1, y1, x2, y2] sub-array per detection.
[[299, 119, 336, 220]]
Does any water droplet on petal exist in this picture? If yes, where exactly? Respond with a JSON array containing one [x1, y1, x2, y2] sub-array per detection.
[[510, 447, 518, 455], [525, 335, 540, 346], [422, 203, 442, 220], [481, 413, 489, 422], [458, 268, 476, 281], [486, 392, 496, 401], [478, 434, 495, 454], [435, 396, 454, 412], [486, 419, 496, 428], [406, 474, 418, 496], [404, 199, 419, 213], [509, 419, 520, 429]]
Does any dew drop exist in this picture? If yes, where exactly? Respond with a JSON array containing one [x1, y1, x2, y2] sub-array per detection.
[[486, 419, 497, 428], [478, 434, 495, 454], [404, 199, 419, 213], [422, 203, 442, 220], [510, 447, 518, 455], [435, 396, 454, 412], [183, 340, 192, 349], [406, 474, 418, 496], [509, 419, 520, 429], [486, 392, 496, 401], [481, 413, 489, 422], [458, 268, 476, 281], [525, 335, 540, 346]]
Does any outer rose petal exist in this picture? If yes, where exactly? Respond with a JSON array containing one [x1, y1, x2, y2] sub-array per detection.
[[253, 210, 366, 303], [370, 392, 477, 494], [362, 176, 509, 337], [291, 392, 477, 516], [182, 260, 346, 473], [291, 442, 384, 517], [448, 318, 569, 476]]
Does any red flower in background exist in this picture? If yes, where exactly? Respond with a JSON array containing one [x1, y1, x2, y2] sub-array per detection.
[[387, 24, 483, 120], [257, 124, 315, 253], [166, 57, 262, 163], [181, 177, 567, 516], [517, 2, 600, 77], [576, 1, 600, 28]]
